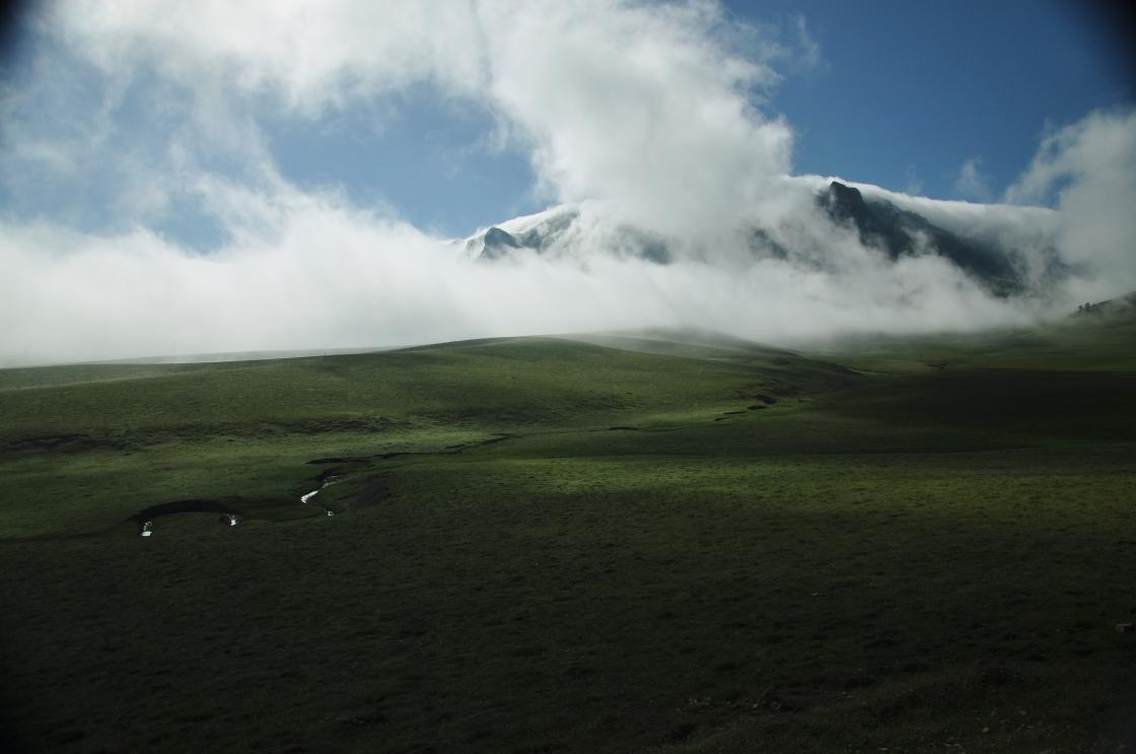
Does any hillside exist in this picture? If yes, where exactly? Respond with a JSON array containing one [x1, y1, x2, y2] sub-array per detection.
[[0, 336, 854, 539], [1, 325, 1134, 753]]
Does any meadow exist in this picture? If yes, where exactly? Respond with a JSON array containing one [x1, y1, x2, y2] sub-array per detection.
[[1, 314, 1134, 753]]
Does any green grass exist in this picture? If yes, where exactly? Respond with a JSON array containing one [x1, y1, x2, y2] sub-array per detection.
[[803, 309, 1136, 373], [1, 326, 1134, 752], [0, 337, 852, 539]]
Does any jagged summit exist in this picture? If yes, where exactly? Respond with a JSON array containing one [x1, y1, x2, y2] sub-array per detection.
[[463, 205, 581, 260], [478, 227, 522, 260], [819, 181, 867, 223], [817, 180, 1028, 293]]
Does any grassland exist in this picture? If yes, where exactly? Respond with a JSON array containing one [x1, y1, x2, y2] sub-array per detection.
[[1, 315, 1134, 753]]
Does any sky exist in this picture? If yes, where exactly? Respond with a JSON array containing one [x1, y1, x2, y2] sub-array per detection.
[[749, 1, 1134, 199], [0, 1, 1134, 365]]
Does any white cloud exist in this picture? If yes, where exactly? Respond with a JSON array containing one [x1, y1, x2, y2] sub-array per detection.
[[41, 0, 799, 236], [478, 0, 793, 234], [0, 2, 1129, 365], [953, 157, 992, 201], [1005, 108, 1136, 297], [793, 15, 821, 71], [0, 175, 1041, 366], [902, 165, 923, 196], [43, 0, 489, 111]]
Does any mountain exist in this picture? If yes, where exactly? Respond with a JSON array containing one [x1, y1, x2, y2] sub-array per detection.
[[818, 181, 1024, 294], [1071, 291, 1136, 319], [463, 206, 581, 260], [461, 179, 1058, 295]]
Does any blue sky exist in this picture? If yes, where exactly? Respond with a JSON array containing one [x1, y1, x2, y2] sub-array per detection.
[[263, 87, 538, 237], [231, 1, 1136, 234], [239, 0, 1136, 233], [2, 1, 1132, 241], [754, 0, 1135, 199], [2, 1, 1135, 365]]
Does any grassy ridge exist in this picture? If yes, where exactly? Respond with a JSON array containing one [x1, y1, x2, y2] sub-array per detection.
[[0, 338, 845, 444], [806, 309, 1136, 373], [1, 325, 1134, 752], [0, 337, 852, 539]]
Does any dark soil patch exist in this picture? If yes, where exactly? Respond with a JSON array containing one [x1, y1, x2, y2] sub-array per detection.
[[316, 469, 343, 484], [130, 499, 241, 524], [4, 434, 97, 454], [307, 456, 371, 465]]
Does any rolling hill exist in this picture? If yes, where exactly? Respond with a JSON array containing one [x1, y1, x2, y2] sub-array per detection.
[[1, 322, 1134, 753]]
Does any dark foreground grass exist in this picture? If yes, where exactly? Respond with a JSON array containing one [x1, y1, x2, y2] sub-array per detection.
[[1, 329, 1134, 752]]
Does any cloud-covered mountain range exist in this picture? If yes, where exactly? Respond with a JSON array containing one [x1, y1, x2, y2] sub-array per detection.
[[1, 2, 1133, 366], [464, 177, 1065, 298]]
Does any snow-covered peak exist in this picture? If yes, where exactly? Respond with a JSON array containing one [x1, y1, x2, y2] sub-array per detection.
[[462, 204, 581, 260], [455, 177, 1064, 296]]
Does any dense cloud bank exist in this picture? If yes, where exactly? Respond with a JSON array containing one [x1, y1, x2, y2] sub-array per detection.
[[0, 182, 1037, 365], [1, 1, 1134, 365]]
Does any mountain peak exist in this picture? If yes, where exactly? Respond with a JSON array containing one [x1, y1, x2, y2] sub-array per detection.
[[820, 181, 867, 223], [815, 180, 1024, 293], [464, 183, 1039, 296], [483, 226, 519, 249]]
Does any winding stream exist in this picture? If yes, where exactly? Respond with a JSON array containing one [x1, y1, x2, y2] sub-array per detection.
[[135, 435, 513, 538], [135, 478, 335, 537], [134, 501, 242, 537], [300, 476, 338, 517]]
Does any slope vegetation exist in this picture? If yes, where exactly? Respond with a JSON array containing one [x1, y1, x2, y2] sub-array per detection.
[[1, 325, 1133, 753]]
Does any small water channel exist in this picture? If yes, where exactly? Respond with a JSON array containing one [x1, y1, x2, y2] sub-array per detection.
[[134, 471, 342, 538], [300, 474, 338, 517], [133, 500, 242, 537]]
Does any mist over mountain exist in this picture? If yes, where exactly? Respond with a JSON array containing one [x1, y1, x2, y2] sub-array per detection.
[[463, 177, 1065, 297], [0, 1, 1133, 366], [815, 181, 1043, 294]]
